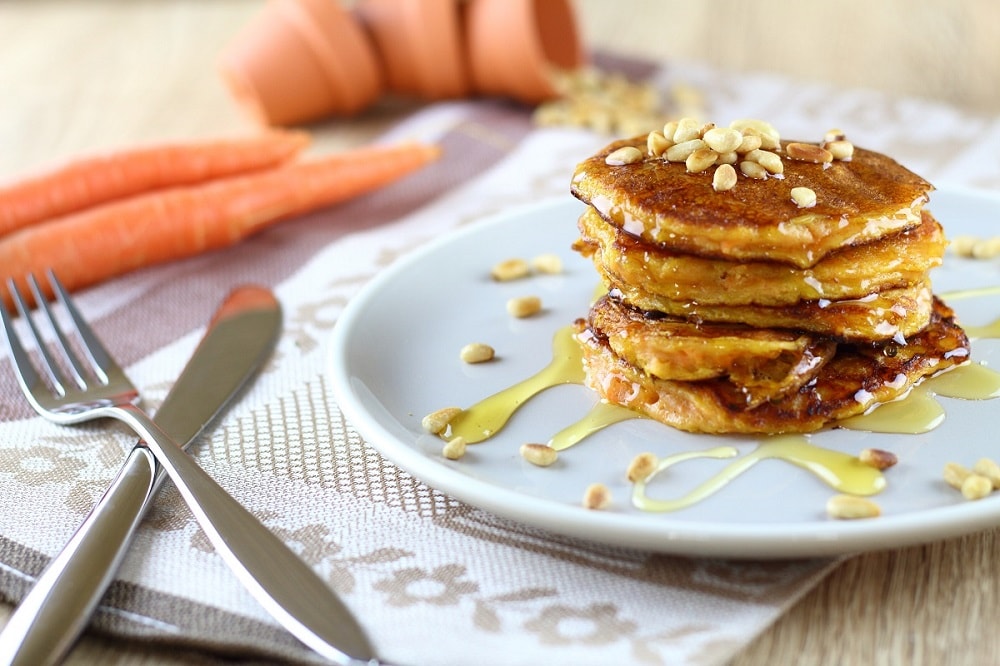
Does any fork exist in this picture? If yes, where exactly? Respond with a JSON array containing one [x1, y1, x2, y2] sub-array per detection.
[[0, 272, 376, 665]]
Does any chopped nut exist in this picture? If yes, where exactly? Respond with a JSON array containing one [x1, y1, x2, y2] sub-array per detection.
[[685, 148, 718, 173], [826, 494, 881, 519], [583, 482, 612, 510], [460, 342, 495, 364], [712, 164, 738, 191], [790, 186, 817, 208], [605, 146, 644, 166], [507, 295, 542, 318], [531, 253, 563, 274], [422, 407, 462, 434], [825, 139, 854, 161], [785, 142, 833, 163], [491, 258, 530, 281], [664, 138, 707, 162], [961, 474, 993, 501], [702, 127, 743, 153], [973, 458, 1000, 489], [859, 448, 898, 470], [943, 462, 972, 490], [520, 443, 558, 467], [442, 436, 467, 460], [647, 130, 672, 157], [739, 160, 768, 180], [626, 452, 658, 482]]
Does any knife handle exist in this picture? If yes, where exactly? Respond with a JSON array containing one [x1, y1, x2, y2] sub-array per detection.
[[0, 446, 158, 666]]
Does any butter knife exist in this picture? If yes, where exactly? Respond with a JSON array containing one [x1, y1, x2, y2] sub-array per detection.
[[0, 286, 376, 666]]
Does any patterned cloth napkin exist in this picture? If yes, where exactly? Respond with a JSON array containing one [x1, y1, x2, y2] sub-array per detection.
[[1, 54, 999, 665]]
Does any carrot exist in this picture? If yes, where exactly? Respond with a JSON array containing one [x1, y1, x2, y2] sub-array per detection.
[[0, 130, 310, 238], [0, 141, 440, 306]]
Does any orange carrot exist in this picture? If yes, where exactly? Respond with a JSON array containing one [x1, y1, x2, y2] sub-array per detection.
[[0, 131, 310, 238], [0, 141, 440, 306]]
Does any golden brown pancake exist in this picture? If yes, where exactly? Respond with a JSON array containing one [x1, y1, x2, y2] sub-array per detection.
[[603, 276, 935, 342], [576, 298, 970, 434], [570, 136, 932, 269], [588, 294, 836, 408], [575, 207, 946, 307]]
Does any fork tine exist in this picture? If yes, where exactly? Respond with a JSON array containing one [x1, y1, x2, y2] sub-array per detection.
[[46, 270, 118, 384], [5, 277, 70, 396], [0, 285, 48, 396], [28, 274, 92, 390]]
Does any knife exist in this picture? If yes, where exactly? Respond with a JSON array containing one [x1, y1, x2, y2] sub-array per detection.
[[0, 285, 376, 666]]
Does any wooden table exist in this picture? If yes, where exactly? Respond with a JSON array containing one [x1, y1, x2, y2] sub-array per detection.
[[2, 2, 999, 664]]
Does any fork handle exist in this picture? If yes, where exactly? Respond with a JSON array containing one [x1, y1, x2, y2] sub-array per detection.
[[0, 446, 158, 666], [111, 404, 376, 665]]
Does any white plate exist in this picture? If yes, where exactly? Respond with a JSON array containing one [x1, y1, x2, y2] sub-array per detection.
[[328, 187, 1000, 558]]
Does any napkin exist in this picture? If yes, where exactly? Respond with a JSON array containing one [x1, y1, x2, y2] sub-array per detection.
[[2, 53, 999, 666]]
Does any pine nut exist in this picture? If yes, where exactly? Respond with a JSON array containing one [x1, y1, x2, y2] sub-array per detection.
[[961, 474, 993, 500], [950, 235, 978, 257], [735, 131, 763, 154], [626, 452, 659, 482], [715, 150, 738, 165], [739, 160, 768, 180], [491, 258, 530, 281], [685, 148, 718, 173], [507, 295, 542, 318], [647, 130, 672, 157], [664, 138, 707, 162], [825, 139, 854, 161], [859, 448, 898, 470], [973, 458, 1000, 489], [442, 437, 467, 460], [605, 146, 644, 165], [791, 186, 817, 208], [531, 253, 563, 274], [583, 482, 612, 510], [729, 119, 780, 150], [712, 164, 738, 191], [520, 443, 558, 467], [754, 150, 784, 174], [460, 342, 495, 364], [703, 127, 743, 153], [672, 116, 702, 142], [943, 462, 971, 490], [786, 142, 833, 163], [824, 128, 846, 143], [422, 407, 462, 434], [826, 494, 881, 519]]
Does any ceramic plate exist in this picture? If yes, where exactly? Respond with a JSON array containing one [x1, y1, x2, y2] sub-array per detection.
[[327, 187, 1000, 558]]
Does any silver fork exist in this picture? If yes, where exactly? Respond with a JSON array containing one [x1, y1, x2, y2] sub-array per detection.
[[0, 272, 377, 665]]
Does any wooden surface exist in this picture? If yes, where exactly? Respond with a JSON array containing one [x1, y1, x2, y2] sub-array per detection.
[[2, 1, 999, 665]]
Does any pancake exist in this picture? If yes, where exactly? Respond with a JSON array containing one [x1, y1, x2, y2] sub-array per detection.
[[575, 207, 946, 307], [588, 294, 836, 407], [576, 297, 970, 434], [603, 276, 935, 342], [570, 136, 932, 269]]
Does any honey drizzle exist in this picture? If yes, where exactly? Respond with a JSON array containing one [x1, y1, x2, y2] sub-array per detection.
[[549, 401, 640, 451], [633, 436, 886, 512], [443, 287, 999, 514], [447, 326, 584, 444]]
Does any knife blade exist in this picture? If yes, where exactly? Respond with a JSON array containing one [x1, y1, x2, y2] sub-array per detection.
[[0, 285, 376, 666]]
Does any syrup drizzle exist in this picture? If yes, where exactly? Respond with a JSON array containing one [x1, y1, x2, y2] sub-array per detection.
[[443, 287, 999, 513], [633, 436, 886, 513]]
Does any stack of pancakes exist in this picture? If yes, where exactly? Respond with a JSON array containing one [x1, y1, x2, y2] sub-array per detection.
[[570, 120, 970, 434]]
